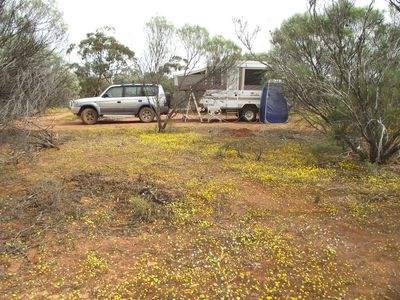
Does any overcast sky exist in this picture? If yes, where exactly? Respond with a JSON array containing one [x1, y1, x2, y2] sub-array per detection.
[[56, 0, 389, 60]]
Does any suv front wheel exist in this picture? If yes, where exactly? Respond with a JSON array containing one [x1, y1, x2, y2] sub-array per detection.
[[138, 107, 155, 123], [81, 107, 98, 125]]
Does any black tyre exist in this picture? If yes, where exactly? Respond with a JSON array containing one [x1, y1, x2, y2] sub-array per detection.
[[81, 108, 98, 125], [240, 107, 257, 122], [138, 107, 155, 123]]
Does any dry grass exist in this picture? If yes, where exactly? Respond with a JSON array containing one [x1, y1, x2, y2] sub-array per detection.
[[0, 113, 399, 298]]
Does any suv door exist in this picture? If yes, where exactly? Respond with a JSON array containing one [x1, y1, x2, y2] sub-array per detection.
[[97, 86, 124, 114], [123, 85, 144, 115]]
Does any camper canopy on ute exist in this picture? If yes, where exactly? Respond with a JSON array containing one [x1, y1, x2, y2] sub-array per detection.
[[173, 60, 267, 92]]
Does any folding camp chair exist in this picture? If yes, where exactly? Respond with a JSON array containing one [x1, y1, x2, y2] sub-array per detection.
[[206, 101, 224, 123]]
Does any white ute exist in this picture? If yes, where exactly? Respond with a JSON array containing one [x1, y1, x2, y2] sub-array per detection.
[[174, 61, 267, 122], [200, 61, 267, 122]]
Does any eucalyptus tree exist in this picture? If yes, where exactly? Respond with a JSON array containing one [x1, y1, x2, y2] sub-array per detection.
[[389, 0, 400, 12], [0, 0, 76, 127], [141, 17, 241, 132], [268, 0, 400, 163], [69, 27, 136, 97]]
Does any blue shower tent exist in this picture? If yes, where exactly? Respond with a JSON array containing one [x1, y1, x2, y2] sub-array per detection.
[[259, 82, 289, 124]]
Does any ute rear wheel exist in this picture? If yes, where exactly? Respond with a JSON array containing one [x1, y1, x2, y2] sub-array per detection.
[[81, 108, 98, 125], [240, 107, 257, 122], [138, 107, 155, 123]]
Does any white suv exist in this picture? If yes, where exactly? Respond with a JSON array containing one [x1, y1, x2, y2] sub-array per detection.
[[69, 84, 169, 125]]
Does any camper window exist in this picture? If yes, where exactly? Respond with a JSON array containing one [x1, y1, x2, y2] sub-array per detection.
[[244, 69, 265, 90]]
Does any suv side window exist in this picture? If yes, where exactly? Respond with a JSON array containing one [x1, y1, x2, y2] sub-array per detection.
[[104, 87, 123, 98], [143, 85, 158, 97], [125, 86, 143, 97]]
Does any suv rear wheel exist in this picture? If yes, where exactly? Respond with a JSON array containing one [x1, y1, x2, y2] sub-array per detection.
[[138, 107, 155, 123], [240, 107, 257, 122], [81, 108, 98, 125]]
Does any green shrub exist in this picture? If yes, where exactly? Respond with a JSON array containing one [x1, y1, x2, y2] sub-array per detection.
[[129, 196, 155, 222], [310, 141, 343, 162], [129, 195, 171, 224], [310, 141, 341, 155]]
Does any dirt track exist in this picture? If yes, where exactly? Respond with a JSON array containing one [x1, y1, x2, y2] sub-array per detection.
[[43, 111, 306, 133]]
